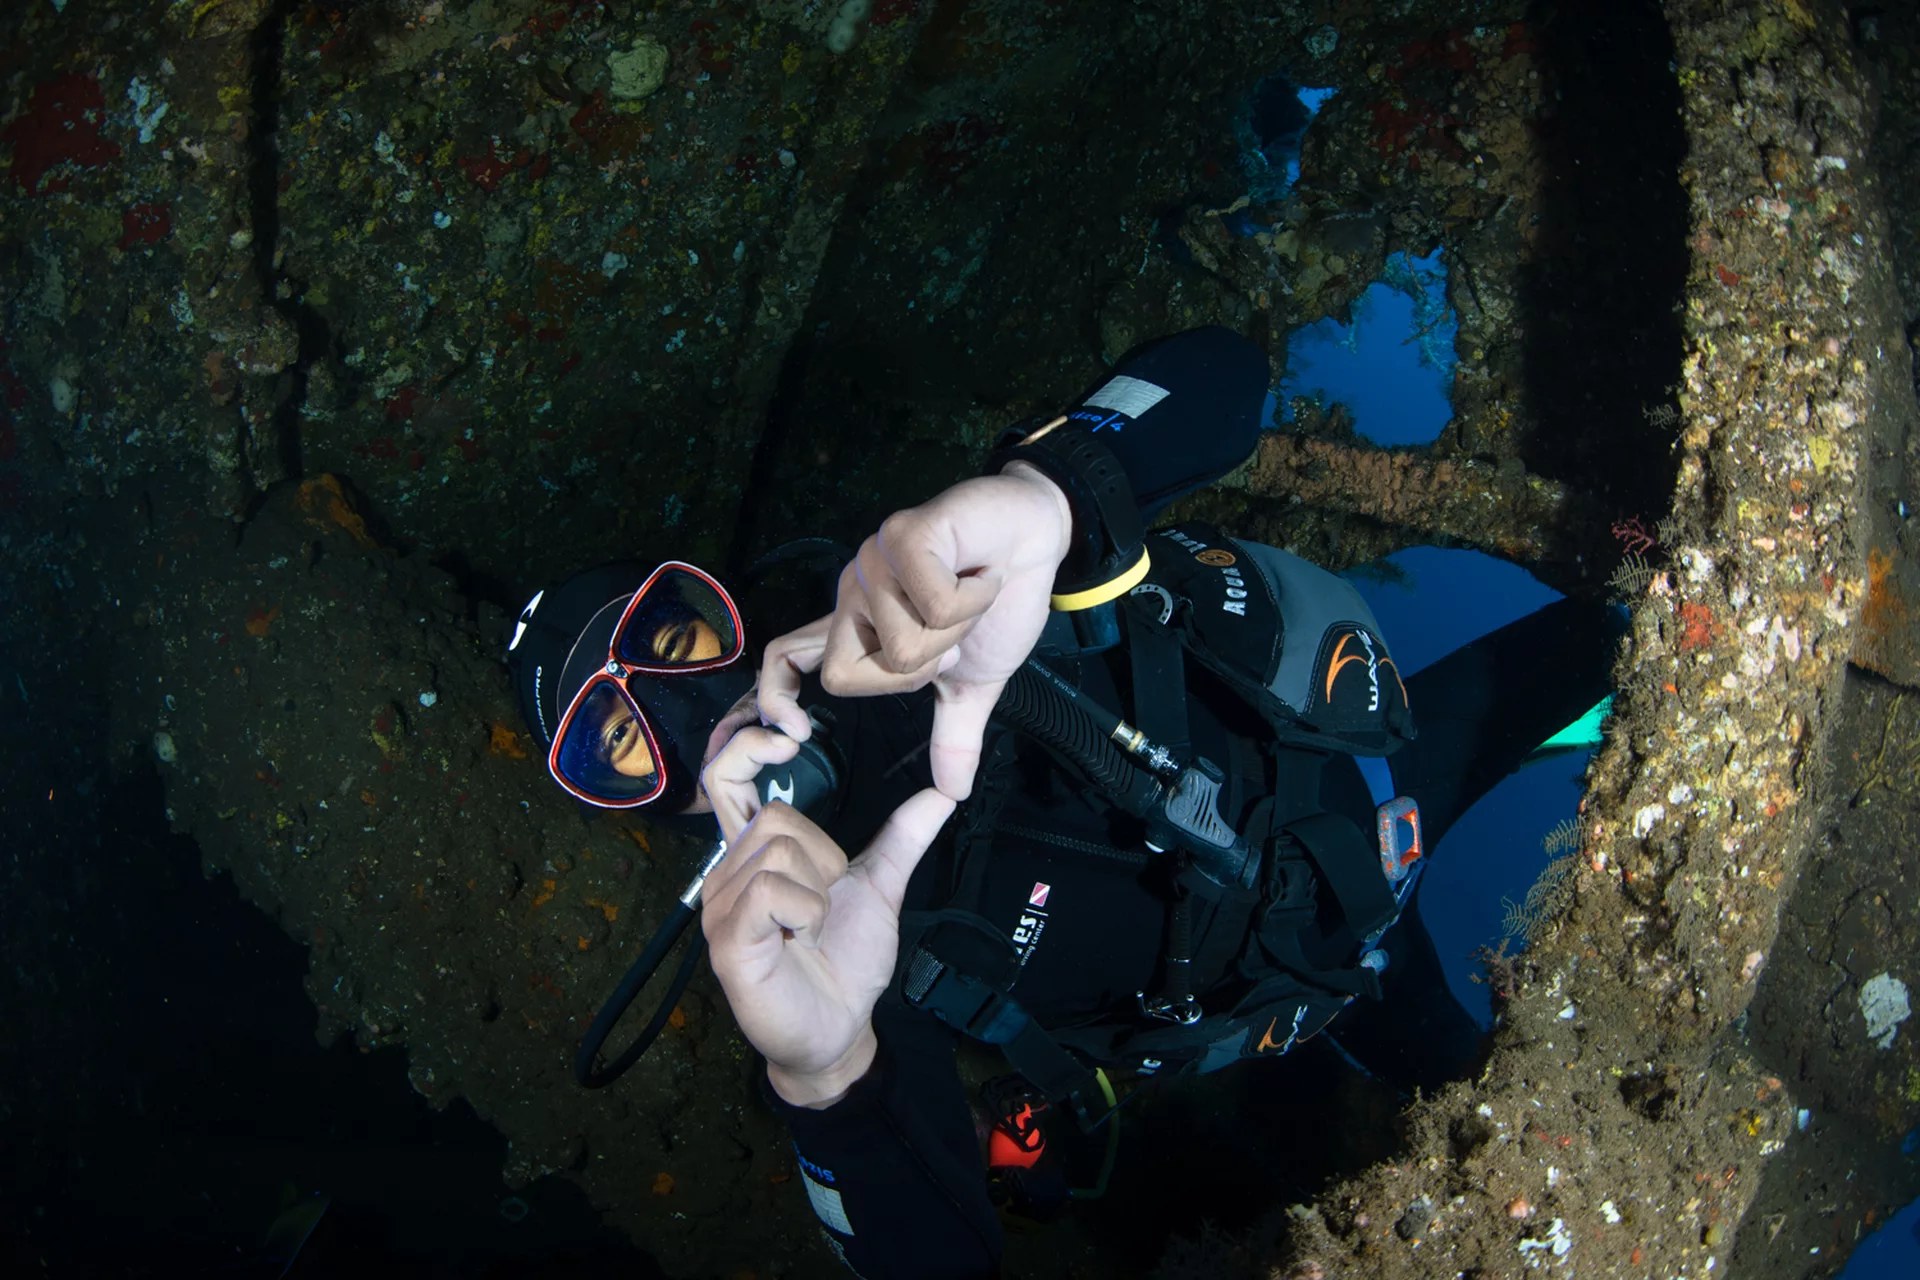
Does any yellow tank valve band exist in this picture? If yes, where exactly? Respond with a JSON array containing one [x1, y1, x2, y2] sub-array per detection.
[[1050, 547, 1151, 612]]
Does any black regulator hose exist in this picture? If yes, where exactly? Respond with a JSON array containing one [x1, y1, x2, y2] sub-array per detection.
[[996, 660, 1168, 817]]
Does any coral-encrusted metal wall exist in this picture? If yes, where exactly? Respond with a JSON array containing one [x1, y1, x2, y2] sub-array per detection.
[[5, 1, 1916, 1277], [1, 0, 937, 590], [1275, 2, 1916, 1276]]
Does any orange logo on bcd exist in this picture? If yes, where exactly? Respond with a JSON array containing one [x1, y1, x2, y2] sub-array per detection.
[[1195, 548, 1236, 567]]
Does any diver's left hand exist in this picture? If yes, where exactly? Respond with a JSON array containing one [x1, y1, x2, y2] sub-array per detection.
[[699, 724, 955, 1106], [694, 673, 790, 812], [741, 614, 831, 748]]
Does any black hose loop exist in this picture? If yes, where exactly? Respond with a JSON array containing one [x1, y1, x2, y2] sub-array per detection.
[[575, 903, 704, 1089]]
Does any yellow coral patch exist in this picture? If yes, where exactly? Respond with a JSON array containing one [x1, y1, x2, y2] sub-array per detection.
[[488, 723, 528, 759], [296, 474, 379, 549]]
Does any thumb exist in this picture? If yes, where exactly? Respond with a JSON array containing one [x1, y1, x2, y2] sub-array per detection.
[[927, 677, 1006, 802], [852, 788, 957, 910]]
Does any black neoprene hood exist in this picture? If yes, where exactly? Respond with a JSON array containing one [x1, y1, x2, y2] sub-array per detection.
[[507, 560, 650, 752], [505, 560, 754, 814]]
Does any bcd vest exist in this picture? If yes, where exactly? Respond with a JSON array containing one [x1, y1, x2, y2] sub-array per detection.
[[887, 522, 1422, 1120]]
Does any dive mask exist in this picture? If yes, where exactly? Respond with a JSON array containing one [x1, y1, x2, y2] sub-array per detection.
[[539, 562, 746, 808]]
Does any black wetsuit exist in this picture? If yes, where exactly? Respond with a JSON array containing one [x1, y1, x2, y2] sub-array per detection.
[[769, 644, 1280, 1276], [755, 330, 1620, 1278]]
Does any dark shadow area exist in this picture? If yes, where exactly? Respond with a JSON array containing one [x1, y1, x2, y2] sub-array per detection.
[[430, 547, 520, 626], [726, 322, 834, 577], [1734, 671, 1920, 1277], [1248, 73, 1312, 158], [1516, 0, 1690, 520], [1240, 71, 1312, 205], [726, 0, 1261, 571], [0, 727, 652, 1276], [1067, 1039, 1405, 1265], [247, 0, 336, 494]]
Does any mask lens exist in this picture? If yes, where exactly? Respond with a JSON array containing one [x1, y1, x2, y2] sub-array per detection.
[[614, 567, 742, 669], [553, 680, 662, 803]]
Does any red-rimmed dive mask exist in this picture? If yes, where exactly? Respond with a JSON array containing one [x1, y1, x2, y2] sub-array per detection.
[[546, 562, 745, 808]]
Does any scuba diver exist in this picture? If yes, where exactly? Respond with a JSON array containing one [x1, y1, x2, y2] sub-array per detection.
[[505, 328, 1621, 1278]]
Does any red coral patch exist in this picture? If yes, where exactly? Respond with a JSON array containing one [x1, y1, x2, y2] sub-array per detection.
[[1677, 600, 1719, 652], [2, 73, 123, 195], [119, 201, 173, 249], [458, 146, 536, 192], [384, 385, 420, 422]]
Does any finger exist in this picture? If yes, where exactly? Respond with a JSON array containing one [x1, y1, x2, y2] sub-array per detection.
[[701, 686, 765, 780], [890, 545, 1000, 639], [878, 507, 1004, 630], [868, 511, 1001, 671], [851, 787, 957, 910], [705, 800, 850, 910], [702, 727, 802, 846], [745, 801, 853, 887], [821, 635, 948, 699], [861, 569, 977, 677], [755, 616, 831, 742], [707, 865, 831, 956], [704, 818, 841, 927], [927, 677, 1006, 802], [819, 591, 941, 697]]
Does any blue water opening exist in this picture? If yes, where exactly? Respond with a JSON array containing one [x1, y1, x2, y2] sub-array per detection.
[[1273, 249, 1458, 445], [1345, 548, 1583, 1026], [1839, 1194, 1920, 1278]]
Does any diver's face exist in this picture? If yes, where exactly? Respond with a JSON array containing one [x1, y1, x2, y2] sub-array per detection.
[[592, 617, 727, 781], [652, 616, 726, 664], [594, 698, 655, 779]]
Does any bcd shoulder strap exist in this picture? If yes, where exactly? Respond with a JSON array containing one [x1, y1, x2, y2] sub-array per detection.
[[893, 906, 1105, 1121]]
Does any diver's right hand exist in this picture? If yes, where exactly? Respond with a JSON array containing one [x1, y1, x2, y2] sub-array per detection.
[[699, 725, 955, 1107], [784, 466, 1072, 802]]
